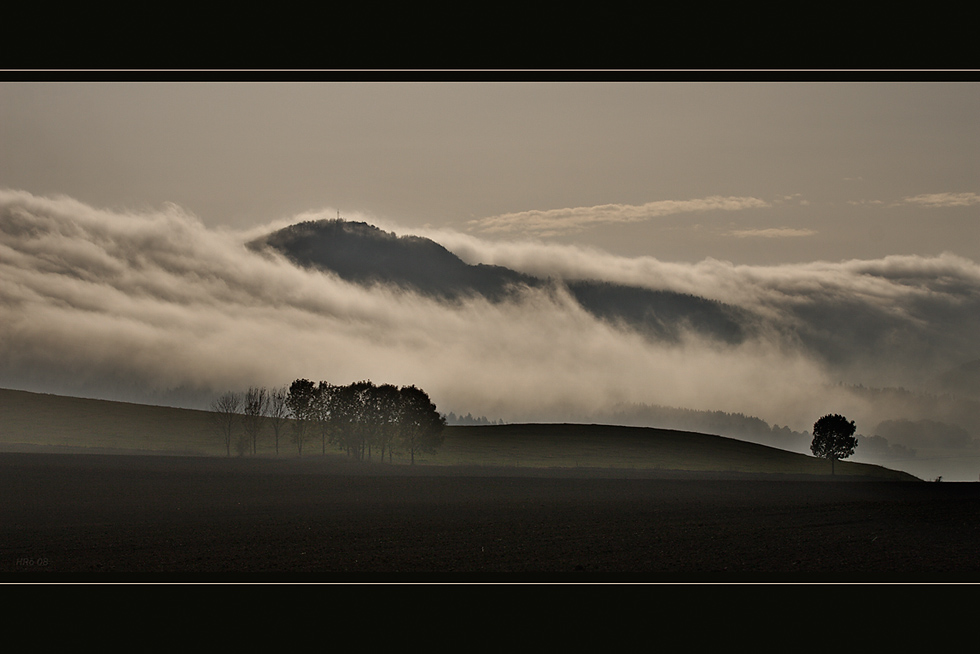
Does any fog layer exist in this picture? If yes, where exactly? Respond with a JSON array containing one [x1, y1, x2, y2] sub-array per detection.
[[3, 191, 980, 478]]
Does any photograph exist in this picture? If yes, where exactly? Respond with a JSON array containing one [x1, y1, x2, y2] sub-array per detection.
[[2, 72, 979, 583]]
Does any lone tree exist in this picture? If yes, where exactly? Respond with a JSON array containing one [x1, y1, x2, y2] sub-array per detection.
[[811, 414, 858, 475]]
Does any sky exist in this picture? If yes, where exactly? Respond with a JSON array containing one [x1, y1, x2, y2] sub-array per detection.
[[3, 79, 979, 264], [3, 76, 980, 479]]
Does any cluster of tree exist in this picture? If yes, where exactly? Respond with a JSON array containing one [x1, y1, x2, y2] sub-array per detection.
[[209, 380, 445, 464]]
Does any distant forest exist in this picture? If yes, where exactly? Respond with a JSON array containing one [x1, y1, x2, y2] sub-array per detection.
[[444, 412, 505, 426], [209, 379, 445, 464]]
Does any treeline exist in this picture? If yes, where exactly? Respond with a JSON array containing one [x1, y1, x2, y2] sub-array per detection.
[[209, 379, 445, 463], [445, 412, 505, 426]]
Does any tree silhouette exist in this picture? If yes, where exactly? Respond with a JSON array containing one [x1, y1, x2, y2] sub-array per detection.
[[220, 378, 448, 463], [398, 385, 446, 465], [811, 414, 858, 475], [267, 385, 289, 456], [286, 378, 317, 456], [328, 381, 361, 458], [313, 381, 335, 455], [210, 391, 242, 457], [374, 383, 403, 462], [242, 386, 269, 455], [346, 380, 379, 461]]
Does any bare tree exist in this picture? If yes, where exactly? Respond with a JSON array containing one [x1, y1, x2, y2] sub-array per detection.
[[242, 386, 270, 455], [267, 385, 289, 456], [210, 391, 243, 457]]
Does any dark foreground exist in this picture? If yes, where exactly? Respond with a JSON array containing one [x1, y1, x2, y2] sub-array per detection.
[[2, 452, 979, 583]]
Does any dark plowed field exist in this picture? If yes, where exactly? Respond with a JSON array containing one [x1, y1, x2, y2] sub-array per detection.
[[3, 452, 979, 583]]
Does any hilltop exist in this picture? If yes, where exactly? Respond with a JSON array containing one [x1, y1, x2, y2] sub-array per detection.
[[248, 219, 749, 345]]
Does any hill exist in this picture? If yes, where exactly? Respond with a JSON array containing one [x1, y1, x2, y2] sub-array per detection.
[[250, 218, 538, 301], [248, 219, 750, 345], [0, 388, 917, 480], [431, 423, 915, 480], [0, 388, 216, 455]]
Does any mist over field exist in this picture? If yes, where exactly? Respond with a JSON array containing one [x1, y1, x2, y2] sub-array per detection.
[[3, 190, 980, 479]]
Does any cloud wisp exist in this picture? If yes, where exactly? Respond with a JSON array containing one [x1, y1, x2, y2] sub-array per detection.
[[467, 196, 771, 237], [422, 224, 980, 388], [727, 227, 818, 239], [848, 191, 980, 209], [902, 192, 980, 208]]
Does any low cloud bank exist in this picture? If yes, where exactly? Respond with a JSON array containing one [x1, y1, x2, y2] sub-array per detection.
[[423, 226, 980, 388], [3, 191, 980, 477]]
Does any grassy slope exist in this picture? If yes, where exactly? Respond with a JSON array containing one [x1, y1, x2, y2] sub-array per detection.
[[0, 388, 917, 480], [0, 388, 218, 455], [433, 423, 915, 479]]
